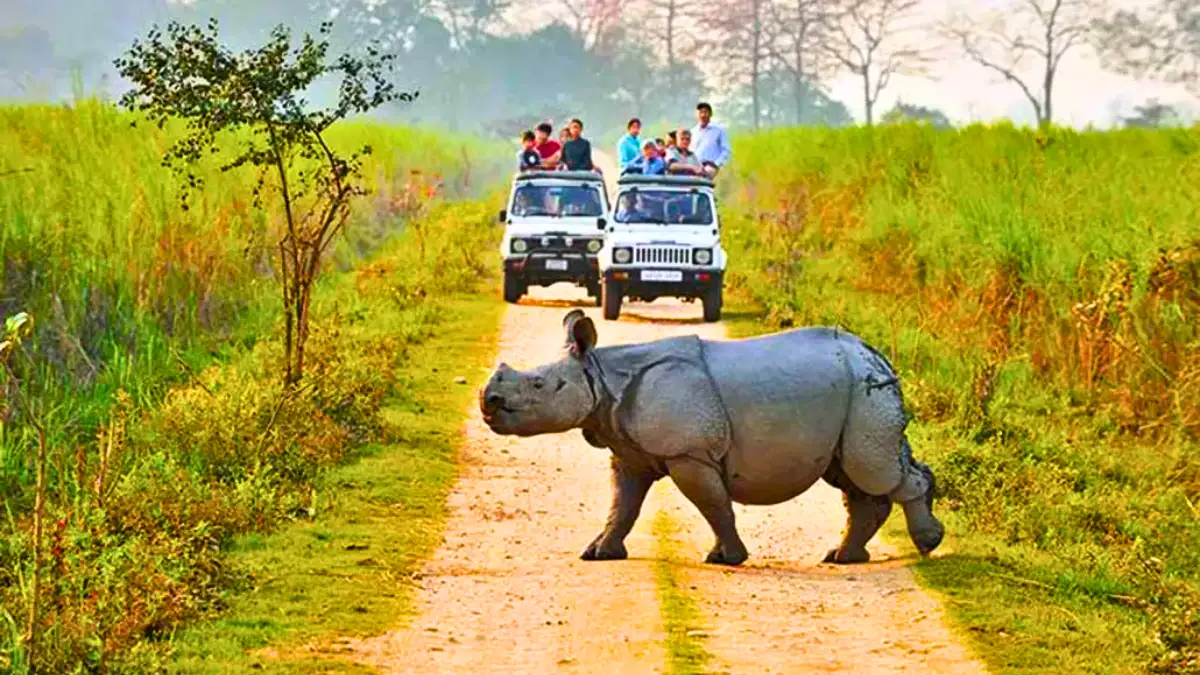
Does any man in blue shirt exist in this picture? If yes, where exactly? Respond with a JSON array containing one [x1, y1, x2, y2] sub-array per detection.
[[690, 102, 732, 176], [616, 117, 642, 170]]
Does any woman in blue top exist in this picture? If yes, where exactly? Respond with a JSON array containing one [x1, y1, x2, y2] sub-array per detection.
[[616, 117, 642, 170]]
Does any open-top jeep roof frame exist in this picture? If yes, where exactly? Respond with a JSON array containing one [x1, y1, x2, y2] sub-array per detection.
[[515, 170, 606, 183], [616, 174, 715, 188]]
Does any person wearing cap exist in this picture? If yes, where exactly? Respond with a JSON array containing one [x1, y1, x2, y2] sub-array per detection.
[[622, 139, 666, 175], [617, 117, 643, 170]]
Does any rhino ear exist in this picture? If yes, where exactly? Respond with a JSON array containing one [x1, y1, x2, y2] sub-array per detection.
[[563, 310, 597, 357]]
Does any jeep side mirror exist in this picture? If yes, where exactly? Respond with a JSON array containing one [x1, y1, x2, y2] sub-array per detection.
[[597, 217, 606, 229], [497, 209, 506, 223]]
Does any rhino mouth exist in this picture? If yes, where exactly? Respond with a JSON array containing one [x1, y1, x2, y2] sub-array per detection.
[[482, 405, 521, 424]]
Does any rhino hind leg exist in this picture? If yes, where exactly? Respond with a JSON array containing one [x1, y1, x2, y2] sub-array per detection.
[[821, 455, 893, 564], [665, 457, 748, 566]]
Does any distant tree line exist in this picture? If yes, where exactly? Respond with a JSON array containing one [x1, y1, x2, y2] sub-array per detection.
[[2, 0, 1199, 134]]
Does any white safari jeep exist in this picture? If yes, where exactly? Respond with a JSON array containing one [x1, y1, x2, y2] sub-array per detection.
[[599, 174, 725, 322], [498, 170, 610, 305]]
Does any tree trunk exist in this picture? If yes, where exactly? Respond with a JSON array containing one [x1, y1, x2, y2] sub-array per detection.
[[1042, 66, 1054, 126], [751, 0, 762, 129], [862, 67, 873, 126], [793, 0, 807, 124]]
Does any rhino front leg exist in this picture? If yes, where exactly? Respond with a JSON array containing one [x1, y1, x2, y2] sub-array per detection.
[[665, 458, 748, 566], [890, 439, 944, 556], [582, 459, 659, 561]]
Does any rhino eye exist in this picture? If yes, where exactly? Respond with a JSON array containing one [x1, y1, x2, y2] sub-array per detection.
[[554, 380, 566, 392], [533, 377, 545, 389]]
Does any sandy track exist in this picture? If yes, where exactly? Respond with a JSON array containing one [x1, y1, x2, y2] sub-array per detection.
[[348, 146, 985, 672], [659, 480, 987, 673], [345, 287, 724, 673]]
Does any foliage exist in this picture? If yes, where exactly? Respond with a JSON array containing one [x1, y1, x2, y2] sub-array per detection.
[[0, 100, 497, 493], [722, 69, 854, 130], [114, 18, 413, 385], [1093, 0, 1200, 97], [0, 100, 506, 672], [1122, 98, 1185, 128], [0, 193, 504, 672], [722, 122, 1200, 670], [881, 100, 952, 128]]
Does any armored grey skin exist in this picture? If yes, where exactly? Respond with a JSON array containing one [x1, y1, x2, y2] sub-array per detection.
[[479, 310, 943, 566]]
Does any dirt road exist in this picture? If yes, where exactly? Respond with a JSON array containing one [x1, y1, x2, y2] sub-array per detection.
[[347, 149, 985, 673], [346, 284, 987, 674]]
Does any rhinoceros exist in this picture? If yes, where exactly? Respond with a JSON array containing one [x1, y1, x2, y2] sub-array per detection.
[[479, 309, 943, 566]]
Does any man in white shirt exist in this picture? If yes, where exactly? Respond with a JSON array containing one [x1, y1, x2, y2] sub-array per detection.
[[690, 102, 731, 176]]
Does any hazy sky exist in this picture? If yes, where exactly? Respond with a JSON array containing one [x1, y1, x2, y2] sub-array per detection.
[[825, 0, 1196, 127], [525, 0, 1197, 128]]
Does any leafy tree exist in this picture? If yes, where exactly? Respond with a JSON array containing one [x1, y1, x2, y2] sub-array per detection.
[[724, 68, 853, 128], [881, 100, 952, 128], [114, 20, 414, 386], [1094, 0, 1200, 96], [1122, 98, 1182, 127]]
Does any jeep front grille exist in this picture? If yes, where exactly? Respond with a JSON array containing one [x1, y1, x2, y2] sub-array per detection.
[[635, 246, 690, 265]]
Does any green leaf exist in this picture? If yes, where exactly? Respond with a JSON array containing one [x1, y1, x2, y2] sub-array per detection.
[[3, 312, 32, 339]]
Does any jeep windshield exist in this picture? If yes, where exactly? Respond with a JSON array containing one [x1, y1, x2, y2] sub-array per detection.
[[613, 190, 714, 225], [510, 184, 604, 218]]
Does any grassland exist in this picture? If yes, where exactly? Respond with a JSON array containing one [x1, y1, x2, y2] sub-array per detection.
[[0, 101, 508, 672], [719, 122, 1200, 673]]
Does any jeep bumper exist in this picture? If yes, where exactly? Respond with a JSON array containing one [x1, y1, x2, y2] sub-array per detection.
[[603, 268, 722, 299], [506, 253, 599, 287]]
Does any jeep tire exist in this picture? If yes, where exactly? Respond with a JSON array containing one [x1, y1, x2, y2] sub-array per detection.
[[702, 282, 722, 323], [602, 279, 622, 320], [503, 270, 524, 304], [587, 280, 603, 307]]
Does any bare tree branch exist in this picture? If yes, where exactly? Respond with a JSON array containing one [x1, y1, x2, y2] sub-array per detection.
[[699, 0, 773, 128], [824, 0, 925, 125], [941, 0, 1100, 126], [552, 0, 630, 52]]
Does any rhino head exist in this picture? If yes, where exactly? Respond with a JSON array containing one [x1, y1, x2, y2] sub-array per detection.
[[480, 310, 600, 437]]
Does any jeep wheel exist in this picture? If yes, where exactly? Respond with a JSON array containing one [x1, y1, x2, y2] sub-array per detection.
[[602, 279, 622, 320], [587, 281, 602, 307], [503, 271, 524, 304], [702, 283, 722, 322]]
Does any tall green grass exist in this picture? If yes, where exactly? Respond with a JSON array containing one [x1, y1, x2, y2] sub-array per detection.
[[721, 122, 1200, 672], [0, 100, 505, 494], [0, 100, 508, 672]]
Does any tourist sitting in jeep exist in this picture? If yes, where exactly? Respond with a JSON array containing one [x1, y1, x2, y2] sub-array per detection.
[[621, 139, 666, 176], [665, 129, 713, 177]]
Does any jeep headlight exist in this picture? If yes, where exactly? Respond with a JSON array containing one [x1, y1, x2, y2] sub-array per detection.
[[586, 239, 602, 253], [693, 248, 712, 265], [613, 247, 632, 264], [511, 238, 528, 253]]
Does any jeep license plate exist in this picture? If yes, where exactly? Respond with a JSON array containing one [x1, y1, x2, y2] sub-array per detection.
[[545, 259, 568, 271], [641, 270, 683, 282]]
